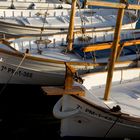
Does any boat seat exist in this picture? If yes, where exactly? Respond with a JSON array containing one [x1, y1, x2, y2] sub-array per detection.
[[56, 16, 68, 23], [105, 15, 116, 24], [94, 15, 106, 22], [73, 44, 111, 59], [45, 17, 69, 26], [26, 17, 43, 26], [16, 17, 30, 26], [63, 15, 70, 23]]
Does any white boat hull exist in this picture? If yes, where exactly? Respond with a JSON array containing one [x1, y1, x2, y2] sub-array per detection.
[[1, 45, 138, 85], [57, 95, 140, 138], [0, 1, 71, 9], [0, 8, 138, 35], [0, 61, 65, 85], [0, 30, 139, 85], [53, 67, 140, 138], [0, 50, 67, 85], [0, 20, 137, 35], [0, 21, 63, 35]]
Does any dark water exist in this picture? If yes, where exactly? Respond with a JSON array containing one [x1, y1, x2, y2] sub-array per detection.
[[0, 85, 62, 140]]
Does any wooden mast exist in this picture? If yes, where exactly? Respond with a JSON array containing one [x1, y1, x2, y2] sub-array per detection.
[[67, 0, 77, 52], [104, 0, 126, 100]]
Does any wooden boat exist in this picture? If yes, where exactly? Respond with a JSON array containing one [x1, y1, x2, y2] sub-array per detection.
[[0, 0, 71, 9], [42, 0, 140, 138], [0, 0, 140, 85], [6, 28, 140, 49], [0, 5, 138, 35], [0, 27, 140, 85], [51, 61, 140, 138]]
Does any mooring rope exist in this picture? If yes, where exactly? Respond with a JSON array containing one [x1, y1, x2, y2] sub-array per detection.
[[0, 52, 28, 95]]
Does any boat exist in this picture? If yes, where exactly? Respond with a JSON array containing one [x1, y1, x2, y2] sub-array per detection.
[[0, 0, 140, 85], [0, 27, 140, 85], [0, 3, 138, 35], [51, 60, 140, 138], [0, 0, 71, 10], [0, 0, 140, 86], [42, 0, 140, 139]]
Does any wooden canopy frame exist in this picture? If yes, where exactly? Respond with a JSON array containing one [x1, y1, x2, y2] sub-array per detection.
[[67, 0, 140, 100], [85, 0, 140, 10]]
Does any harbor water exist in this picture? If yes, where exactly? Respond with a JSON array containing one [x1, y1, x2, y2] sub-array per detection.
[[0, 85, 62, 140]]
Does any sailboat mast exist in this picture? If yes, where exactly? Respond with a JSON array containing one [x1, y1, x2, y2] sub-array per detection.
[[104, 0, 126, 100], [67, 0, 77, 51]]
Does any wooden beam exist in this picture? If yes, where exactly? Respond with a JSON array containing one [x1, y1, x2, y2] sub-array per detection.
[[104, 0, 125, 101], [122, 40, 140, 46], [65, 62, 76, 74], [64, 62, 76, 90], [116, 39, 140, 59], [0, 39, 19, 52], [82, 39, 140, 52], [83, 42, 113, 52], [41, 62, 85, 96], [42, 86, 85, 96], [86, 0, 140, 10]]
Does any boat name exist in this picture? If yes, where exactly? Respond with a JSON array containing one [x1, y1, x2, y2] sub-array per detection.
[[1, 65, 32, 78], [85, 108, 122, 123]]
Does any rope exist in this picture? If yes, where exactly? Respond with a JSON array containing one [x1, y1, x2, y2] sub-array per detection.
[[126, 10, 140, 60], [40, 10, 48, 41], [124, 1, 129, 9], [77, 0, 85, 35], [104, 113, 122, 138], [0, 53, 27, 95], [76, 2, 96, 72]]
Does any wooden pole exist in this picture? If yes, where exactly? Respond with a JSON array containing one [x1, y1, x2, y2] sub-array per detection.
[[86, 0, 140, 10], [82, 39, 140, 52], [64, 63, 76, 90], [67, 0, 77, 51], [104, 0, 126, 101]]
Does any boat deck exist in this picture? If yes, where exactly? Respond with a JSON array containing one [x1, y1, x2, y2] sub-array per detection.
[[90, 80, 140, 117]]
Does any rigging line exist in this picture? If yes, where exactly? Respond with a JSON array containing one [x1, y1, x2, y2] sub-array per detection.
[[40, 9, 49, 41], [104, 113, 122, 138], [76, 1, 91, 71], [0, 53, 27, 95], [77, 0, 85, 34], [127, 9, 140, 59]]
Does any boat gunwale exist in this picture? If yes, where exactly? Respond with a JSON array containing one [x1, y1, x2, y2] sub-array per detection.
[[72, 94, 140, 123], [0, 45, 138, 69], [0, 9, 138, 30], [0, 47, 108, 66]]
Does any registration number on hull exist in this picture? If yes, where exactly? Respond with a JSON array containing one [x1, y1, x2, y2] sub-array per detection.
[[1, 65, 33, 78]]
